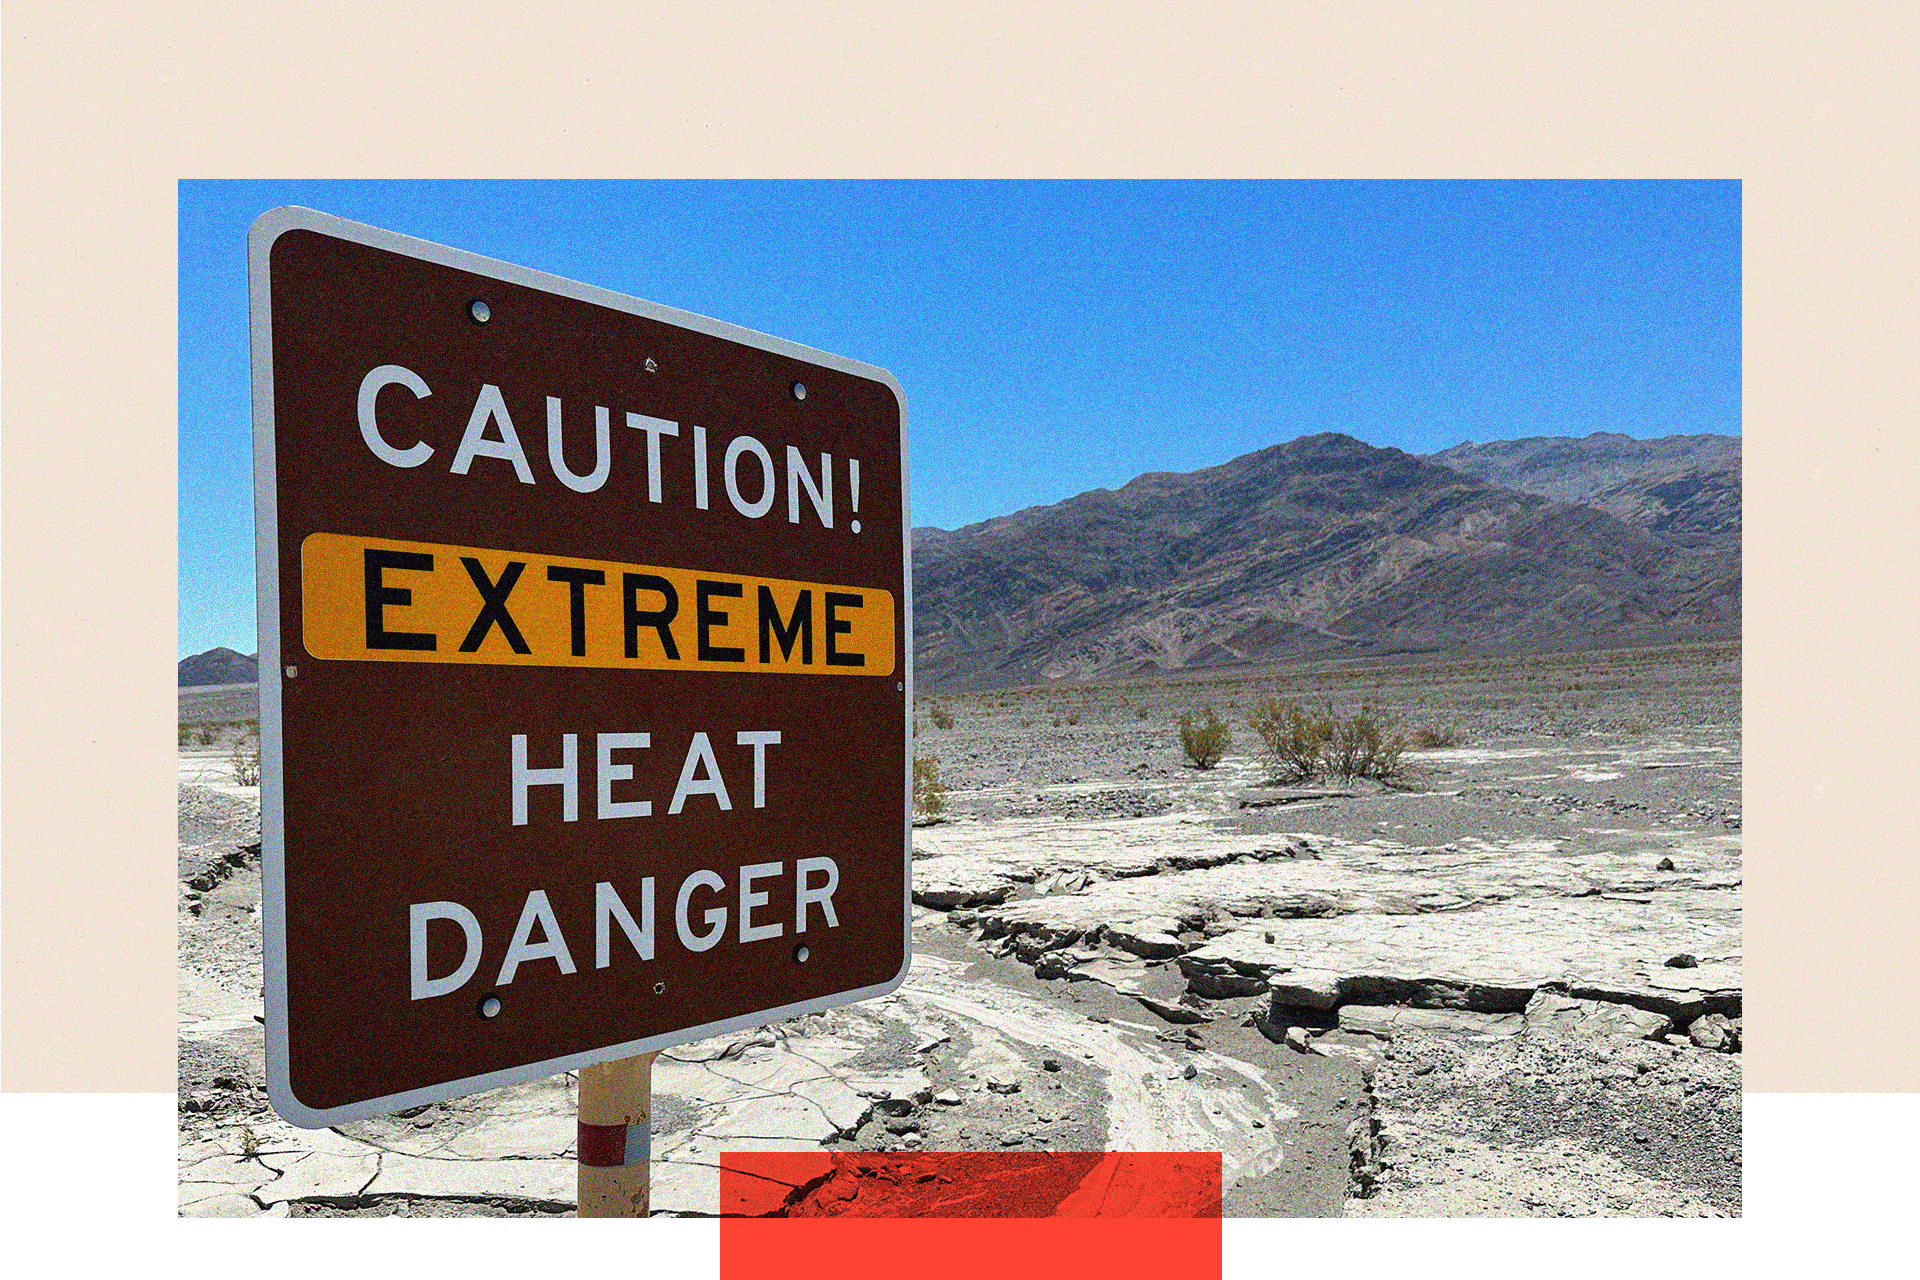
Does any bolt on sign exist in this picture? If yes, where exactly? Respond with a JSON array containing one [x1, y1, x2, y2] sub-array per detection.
[[249, 208, 911, 1127]]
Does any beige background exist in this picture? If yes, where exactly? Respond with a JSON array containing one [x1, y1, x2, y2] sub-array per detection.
[[2, 0, 1914, 1094]]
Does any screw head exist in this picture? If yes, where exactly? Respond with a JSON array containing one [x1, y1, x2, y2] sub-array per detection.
[[790, 381, 807, 401], [477, 994, 502, 1019], [468, 299, 492, 324], [794, 944, 811, 963]]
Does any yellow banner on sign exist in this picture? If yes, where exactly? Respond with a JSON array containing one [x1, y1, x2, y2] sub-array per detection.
[[301, 533, 896, 676]]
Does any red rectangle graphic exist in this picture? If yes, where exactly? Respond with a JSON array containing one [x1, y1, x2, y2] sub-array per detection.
[[720, 1152, 1222, 1280]]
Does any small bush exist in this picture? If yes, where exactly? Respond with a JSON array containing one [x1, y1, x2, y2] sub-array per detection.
[[178, 722, 193, 747], [194, 725, 217, 747], [1246, 699, 1332, 782], [1248, 699, 1411, 783], [1412, 725, 1462, 749], [1136, 707, 1151, 720], [912, 756, 946, 820], [1322, 710, 1405, 782], [229, 735, 262, 787], [1177, 708, 1231, 770], [927, 702, 954, 730]]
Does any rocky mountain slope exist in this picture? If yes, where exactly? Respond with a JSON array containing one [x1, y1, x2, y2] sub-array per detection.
[[178, 647, 258, 687], [1585, 465, 1742, 549], [912, 433, 1739, 691], [1423, 432, 1739, 506]]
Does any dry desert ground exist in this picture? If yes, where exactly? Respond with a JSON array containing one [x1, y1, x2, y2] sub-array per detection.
[[179, 640, 1740, 1217]]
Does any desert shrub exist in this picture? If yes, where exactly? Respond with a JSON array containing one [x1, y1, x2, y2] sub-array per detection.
[[927, 702, 954, 730], [193, 725, 217, 747], [1412, 725, 1462, 749], [1136, 707, 1150, 720], [1322, 709, 1405, 782], [1246, 698, 1332, 782], [912, 756, 946, 820], [178, 722, 193, 747], [1248, 699, 1411, 783], [1177, 708, 1230, 770], [228, 733, 262, 787]]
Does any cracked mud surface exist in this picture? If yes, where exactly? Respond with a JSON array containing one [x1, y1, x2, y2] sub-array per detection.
[[179, 641, 1738, 1217]]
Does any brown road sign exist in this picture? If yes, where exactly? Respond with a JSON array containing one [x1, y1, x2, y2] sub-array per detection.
[[249, 208, 911, 1127]]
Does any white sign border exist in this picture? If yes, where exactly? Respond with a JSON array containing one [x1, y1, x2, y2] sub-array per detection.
[[248, 205, 914, 1129]]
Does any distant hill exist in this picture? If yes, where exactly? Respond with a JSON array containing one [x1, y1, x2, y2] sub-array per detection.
[[178, 647, 258, 687], [912, 432, 1738, 690], [1585, 464, 1742, 549], [1423, 432, 1739, 505]]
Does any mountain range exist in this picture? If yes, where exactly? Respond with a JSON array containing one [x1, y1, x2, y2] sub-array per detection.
[[181, 432, 1738, 692], [912, 431, 1738, 690], [1424, 431, 1740, 552], [1424, 431, 1738, 504]]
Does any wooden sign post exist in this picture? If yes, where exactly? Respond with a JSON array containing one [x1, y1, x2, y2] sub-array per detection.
[[577, 1051, 660, 1217]]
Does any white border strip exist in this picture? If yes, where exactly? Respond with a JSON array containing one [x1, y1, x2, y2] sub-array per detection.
[[247, 206, 914, 1129]]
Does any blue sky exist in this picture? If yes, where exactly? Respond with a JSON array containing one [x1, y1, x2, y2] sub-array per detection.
[[179, 179, 1739, 658]]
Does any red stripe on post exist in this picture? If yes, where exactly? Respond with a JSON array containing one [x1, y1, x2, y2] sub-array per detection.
[[576, 1120, 630, 1168]]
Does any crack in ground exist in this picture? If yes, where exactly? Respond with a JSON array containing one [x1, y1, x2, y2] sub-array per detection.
[[358, 1152, 382, 1197], [263, 1192, 577, 1216], [673, 1078, 881, 1146], [961, 888, 1737, 1026], [329, 1139, 574, 1163], [660, 1159, 807, 1189], [675, 1049, 869, 1136]]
